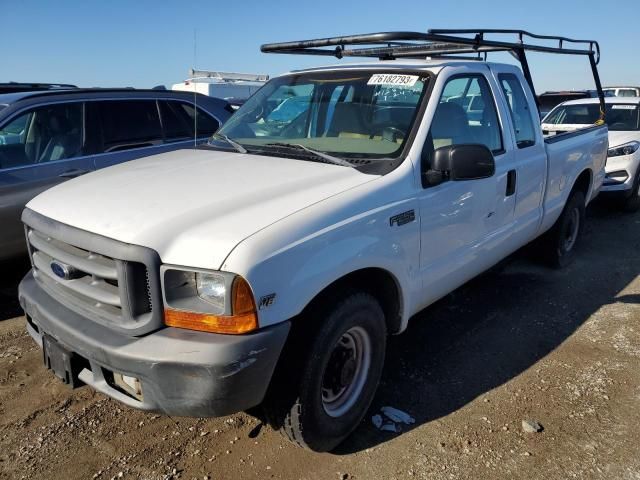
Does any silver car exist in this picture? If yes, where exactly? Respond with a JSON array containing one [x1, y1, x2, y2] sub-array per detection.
[[0, 89, 232, 260]]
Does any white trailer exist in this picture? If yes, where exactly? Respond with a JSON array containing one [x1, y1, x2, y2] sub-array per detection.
[[171, 70, 268, 105]]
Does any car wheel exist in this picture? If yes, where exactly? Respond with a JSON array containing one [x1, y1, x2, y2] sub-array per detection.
[[264, 291, 387, 452], [540, 190, 585, 268], [621, 170, 640, 213]]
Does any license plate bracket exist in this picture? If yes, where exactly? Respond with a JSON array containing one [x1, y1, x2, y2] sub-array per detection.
[[43, 335, 82, 388]]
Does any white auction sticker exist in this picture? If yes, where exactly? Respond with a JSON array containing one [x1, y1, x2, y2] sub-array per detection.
[[611, 104, 636, 110], [367, 74, 419, 87]]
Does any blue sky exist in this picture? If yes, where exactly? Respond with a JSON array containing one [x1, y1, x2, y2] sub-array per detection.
[[3, 0, 638, 92]]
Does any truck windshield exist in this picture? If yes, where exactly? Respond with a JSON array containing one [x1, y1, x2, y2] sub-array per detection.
[[213, 71, 430, 163], [544, 104, 640, 131]]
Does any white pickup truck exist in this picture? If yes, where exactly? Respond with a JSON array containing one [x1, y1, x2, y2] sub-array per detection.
[[18, 30, 608, 452]]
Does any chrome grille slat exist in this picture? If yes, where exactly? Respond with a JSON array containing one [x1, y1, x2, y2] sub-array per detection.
[[28, 229, 118, 280], [33, 251, 121, 307]]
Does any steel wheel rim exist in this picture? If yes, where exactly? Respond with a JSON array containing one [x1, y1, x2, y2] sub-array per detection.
[[563, 208, 580, 252], [321, 326, 372, 418]]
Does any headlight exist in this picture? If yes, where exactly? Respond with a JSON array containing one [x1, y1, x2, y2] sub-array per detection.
[[161, 267, 258, 334], [607, 141, 640, 157], [196, 272, 226, 310]]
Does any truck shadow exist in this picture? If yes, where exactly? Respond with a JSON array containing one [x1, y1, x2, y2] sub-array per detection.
[[0, 257, 30, 321], [337, 202, 640, 454]]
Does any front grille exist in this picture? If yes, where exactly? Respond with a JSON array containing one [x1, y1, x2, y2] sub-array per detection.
[[23, 209, 163, 335], [29, 229, 125, 318]]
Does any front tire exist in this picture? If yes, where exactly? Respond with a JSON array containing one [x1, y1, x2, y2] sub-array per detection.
[[620, 170, 640, 213], [264, 292, 387, 452], [540, 190, 585, 268]]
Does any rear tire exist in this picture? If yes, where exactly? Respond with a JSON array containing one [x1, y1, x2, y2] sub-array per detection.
[[539, 190, 585, 268], [263, 291, 386, 452]]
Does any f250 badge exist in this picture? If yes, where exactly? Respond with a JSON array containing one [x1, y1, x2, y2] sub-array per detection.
[[258, 293, 276, 310], [389, 210, 415, 227]]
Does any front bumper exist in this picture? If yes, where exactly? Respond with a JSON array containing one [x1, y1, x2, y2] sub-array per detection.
[[19, 271, 290, 417], [601, 152, 640, 193]]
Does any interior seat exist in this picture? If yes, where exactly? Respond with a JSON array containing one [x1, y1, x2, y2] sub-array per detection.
[[326, 103, 371, 138], [430, 102, 473, 148], [38, 113, 81, 162]]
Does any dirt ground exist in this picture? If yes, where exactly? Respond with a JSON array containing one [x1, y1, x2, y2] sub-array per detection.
[[1, 202, 639, 480]]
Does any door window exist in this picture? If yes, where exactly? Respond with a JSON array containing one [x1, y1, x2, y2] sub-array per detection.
[[94, 100, 162, 153], [499, 74, 536, 148], [0, 102, 83, 170], [429, 75, 503, 153]]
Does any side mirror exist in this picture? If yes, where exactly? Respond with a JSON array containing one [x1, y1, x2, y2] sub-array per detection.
[[425, 144, 495, 186]]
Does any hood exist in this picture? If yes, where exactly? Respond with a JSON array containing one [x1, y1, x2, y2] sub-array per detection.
[[27, 148, 376, 269], [608, 130, 640, 148]]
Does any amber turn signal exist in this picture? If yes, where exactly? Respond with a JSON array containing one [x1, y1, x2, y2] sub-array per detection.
[[165, 276, 258, 334]]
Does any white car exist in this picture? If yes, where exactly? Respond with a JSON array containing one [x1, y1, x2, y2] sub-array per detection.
[[19, 30, 607, 452], [542, 97, 640, 211]]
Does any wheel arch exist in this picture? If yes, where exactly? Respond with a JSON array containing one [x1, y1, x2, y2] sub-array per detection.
[[299, 267, 404, 335], [571, 168, 593, 204]]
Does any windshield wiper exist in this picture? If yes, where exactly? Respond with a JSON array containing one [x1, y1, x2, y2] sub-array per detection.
[[263, 142, 354, 168], [211, 133, 247, 154]]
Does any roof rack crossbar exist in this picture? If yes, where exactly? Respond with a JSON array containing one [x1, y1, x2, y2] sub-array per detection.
[[261, 29, 606, 121]]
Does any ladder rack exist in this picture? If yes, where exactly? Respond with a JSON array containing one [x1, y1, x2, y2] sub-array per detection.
[[261, 29, 605, 118]]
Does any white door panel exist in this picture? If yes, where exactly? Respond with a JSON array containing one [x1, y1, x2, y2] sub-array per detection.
[[417, 70, 517, 308], [489, 65, 547, 246]]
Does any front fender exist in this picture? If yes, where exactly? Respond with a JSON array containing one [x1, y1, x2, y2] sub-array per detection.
[[222, 177, 420, 331]]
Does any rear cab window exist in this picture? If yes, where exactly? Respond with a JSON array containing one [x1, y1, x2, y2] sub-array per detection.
[[498, 74, 536, 148]]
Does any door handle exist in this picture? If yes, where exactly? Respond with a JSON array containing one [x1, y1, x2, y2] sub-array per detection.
[[506, 169, 517, 196], [59, 169, 89, 179]]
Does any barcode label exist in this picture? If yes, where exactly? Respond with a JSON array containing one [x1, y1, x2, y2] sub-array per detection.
[[367, 74, 419, 87]]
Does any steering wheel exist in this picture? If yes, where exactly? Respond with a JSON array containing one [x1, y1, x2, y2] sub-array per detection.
[[373, 126, 405, 143]]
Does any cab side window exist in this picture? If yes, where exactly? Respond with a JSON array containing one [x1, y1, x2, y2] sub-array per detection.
[[429, 75, 503, 153], [0, 103, 83, 170], [499, 74, 536, 148]]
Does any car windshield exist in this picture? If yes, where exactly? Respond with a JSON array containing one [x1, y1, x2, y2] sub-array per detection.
[[543, 103, 640, 131], [213, 70, 430, 163]]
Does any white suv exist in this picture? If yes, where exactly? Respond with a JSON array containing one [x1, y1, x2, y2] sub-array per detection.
[[542, 97, 640, 211]]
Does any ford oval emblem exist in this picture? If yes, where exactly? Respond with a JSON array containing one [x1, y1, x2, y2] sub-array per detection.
[[50, 261, 74, 280]]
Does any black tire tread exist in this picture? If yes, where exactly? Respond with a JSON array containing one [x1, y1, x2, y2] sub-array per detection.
[[263, 290, 386, 452], [538, 189, 586, 268]]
